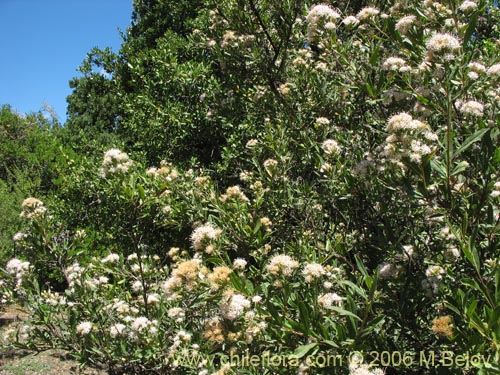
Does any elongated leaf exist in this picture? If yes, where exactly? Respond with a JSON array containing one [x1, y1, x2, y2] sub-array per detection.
[[462, 278, 483, 296], [298, 301, 311, 334], [463, 10, 479, 48], [431, 159, 447, 178], [293, 343, 317, 359], [455, 128, 489, 157], [342, 280, 367, 299], [329, 306, 362, 321], [355, 255, 369, 278]]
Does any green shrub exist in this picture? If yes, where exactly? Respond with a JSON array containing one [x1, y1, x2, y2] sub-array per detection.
[[2, 1, 500, 374]]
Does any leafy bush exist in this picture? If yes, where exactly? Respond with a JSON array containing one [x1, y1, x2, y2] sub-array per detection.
[[2, 0, 500, 374]]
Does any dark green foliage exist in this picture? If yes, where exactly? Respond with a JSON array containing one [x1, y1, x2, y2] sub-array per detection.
[[66, 48, 120, 135], [0, 105, 68, 261]]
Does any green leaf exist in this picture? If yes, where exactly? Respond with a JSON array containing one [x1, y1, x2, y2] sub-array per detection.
[[462, 278, 483, 296], [452, 161, 470, 176], [431, 159, 447, 179], [354, 255, 369, 278], [463, 10, 479, 48], [455, 128, 489, 157], [323, 340, 340, 349], [137, 183, 145, 202], [293, 343, 317, 359], [298, 301, 311, 334], [342, 280, 367, 299], [329, 306, 362, 321], [462, 240, 481, 272]]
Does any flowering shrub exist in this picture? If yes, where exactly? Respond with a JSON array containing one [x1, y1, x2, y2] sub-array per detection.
[[2, 0, 500, 374]]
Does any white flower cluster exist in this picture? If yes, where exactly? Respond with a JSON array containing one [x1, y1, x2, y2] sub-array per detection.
[[101, 253, 120, 264], [19, 197, 46, 219], [377, 262, 400, 280], [65, 262, 83, 288], [425, 33, 460, 59], [487, 64, 500, 77], [317, 292, 343, 309], [459, 0, 478, 13], [130, 316, 158, 335], [382, 56, 411, 72], [42, 290, 68, 306], [302, 263, 326, 283], [167, 307, 186, 323], [99, 148, 133, 177], [266, 254, 299, 276], [104, 299, 136, 316], [232, 258, 247, 270], [395, 15, 416, 35], [467, 61, 486, 80], [342, 16, 360, 28], [305, 4, 341, 42], [316, 117, 331, 126], [378, 112, 437, 166], [220, 185, 249, 203], [12, 232, 27, 242], [263, 158, 279, 175], [109, 323, 127, 338], [491, 181, 500, 198], [76, 321, 93, 335], [422, 265, 446, 296], [306, 4, 341, 24], [349, 362, 384, 375], [356, 7, 380, 21], [191, 223, 220, 251], [220, 30, 255, 49], [456, 100, 484, 117], [6, 258, 30, 289], [321, 139, 341, 155], [220, 293, 251, 320], [145, 160, 178, 181], [246, 139, 258, 149]]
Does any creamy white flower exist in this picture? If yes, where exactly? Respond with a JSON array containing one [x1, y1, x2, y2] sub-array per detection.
[[131, 316, 151, 333], [246, 139, 258, 148], [101, 253, 120, 264], [302, 263, 326, 283], [458, 100, 484, 117], [318, 292, 343, 309], [459, 1, 477, 12], [342, 16, 360, 27], [395, 15, 416, 34], [316, 117, 331, 126], [233, 258, 247, 270], [306, 4, 341, 25], [6, 258, 30, 277], [468, 62, 486, 73], [382, 57, 410, 72], [220, 293, 251, 320], [426, 33, 460, 53], [76, 321, 93, 335], [20, 197, 46, 219], [487, 64, 500, 77], [267, 254, 299, 276], [191, 223, 220, 250], [356, 7, 380, 21], [100, 148, 133, 177], [12, 232, 27, 242], [110, 323, 126, 337], [426, 265, 445, 279], [322, 139, 341, 155]]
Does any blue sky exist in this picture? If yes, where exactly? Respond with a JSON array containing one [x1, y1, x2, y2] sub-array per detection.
[[0, 0, 133, 122]]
